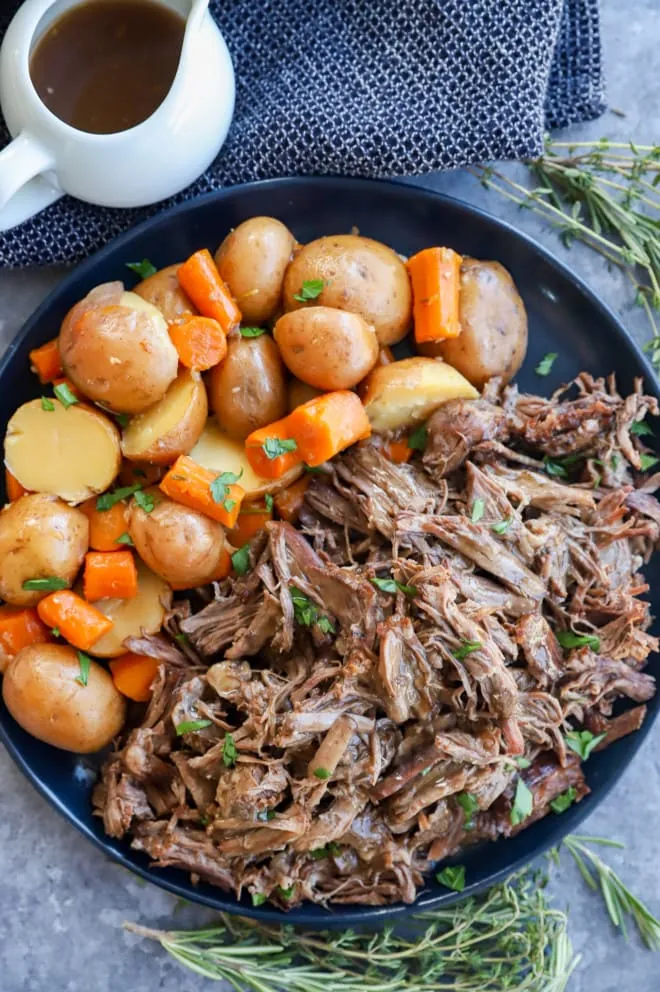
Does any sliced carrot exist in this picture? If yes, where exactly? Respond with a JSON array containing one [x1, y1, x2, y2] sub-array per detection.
[[245, 417, 303, 480], [273, 476, 310, 524], [375, 346, 396, 367], [109, 652, 160, 702], [286, 391, 371, 467], [83, 550, 138, 601], [381, 438, 412, 464], [169, 315, 227, 371], [80, 499, 130, 551], [5, 469, 29, 502], [37, 590, 113, 651], [407, 246, 462, 344], [29, 338, 62, 383], [0, 606, 51, 671], [160, 455, 245, 527], [227, 501, 273, 546], [177, 249, 241, 332]]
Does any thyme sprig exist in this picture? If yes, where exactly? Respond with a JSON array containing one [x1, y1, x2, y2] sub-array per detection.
[[473, 138, 660, 371]]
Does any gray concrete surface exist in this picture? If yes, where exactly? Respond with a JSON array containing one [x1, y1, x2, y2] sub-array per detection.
[[1, 0, 660, 988]]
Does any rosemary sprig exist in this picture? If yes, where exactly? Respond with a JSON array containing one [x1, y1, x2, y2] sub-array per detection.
[[473, 137, 660, 372]]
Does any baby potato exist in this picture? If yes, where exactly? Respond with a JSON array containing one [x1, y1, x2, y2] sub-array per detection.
[[5, 399, 121, 504], [0, 494, 88, 607], [361, 357, 478, 432], [129, 492, 226, 588], [2, 643, 126, 752], [287, 378, 323, 412], [121, 369, 208, 464], [274, 307, 379, 390], [87, 560, 172, 658], [133, 263, 196, 322], [190, 418, 303, 498], [59, 282, 178, 413], [208, 333, 287, 440], [215, 217, 295, 324], [435, 259, 528, 388], [283, 234, 412, 346]]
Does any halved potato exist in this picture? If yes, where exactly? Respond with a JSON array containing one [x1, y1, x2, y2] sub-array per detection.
[[121, 369, 208, 464], [189, 418, 303, 497], [133, 264, 196, 322], [87, 560, 172, 658], [5, 399, 121, 504], [361, 357, 479, 432]]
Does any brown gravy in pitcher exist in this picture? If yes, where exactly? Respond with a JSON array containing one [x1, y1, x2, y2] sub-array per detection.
[[30, 0, 185, 134]]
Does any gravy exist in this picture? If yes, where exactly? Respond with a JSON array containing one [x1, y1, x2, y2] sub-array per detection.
[[30, 0, 185, 134]]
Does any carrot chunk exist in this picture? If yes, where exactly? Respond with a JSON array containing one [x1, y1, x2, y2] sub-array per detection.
[[380, 438, 412, 464], [160, 455, 245, 527], [177, 249, 241, 332], [37, 590, 113, 651], [285, 391, 371, 466], [109, 652, 160, 702], [227, 501, 273, 547], [169, 315, 227, 371], [5, 469, 29, 502], [80, 499, 130, 551], [273, 476, 310, 524], [29, 338, 62, 383], [407, 246, 462, 344], [83, 550, 138, 601], [245, 417, 303, 479], [0, 606, 51, 672]]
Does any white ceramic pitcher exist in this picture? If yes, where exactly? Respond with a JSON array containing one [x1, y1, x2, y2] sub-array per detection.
[[0, 0, 235, 231]]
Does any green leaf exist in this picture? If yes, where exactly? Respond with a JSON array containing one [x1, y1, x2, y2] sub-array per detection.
[[277, 885, 295, 900], [231, 544, 251, 576], [116, 532, 134, 546], [456, 792, 479, 829], [370, 576, 416, 596], [222, 733, 237, 768], [310, 847, 329, 860], [240, 326, 267, 338], [126, 258, 157, 279], [557, 630, 600, 652], [313, 767, 331, 780], [317, 615, 336, 635], [491, 517, 513, 534], [536, 352, 558, 376], [471, 498, 485, 523], [565, 729, 606, 760], [41, 396, 55, 411], [175, 719, 212, 735], [262, 437, 297, 459], [454, 640, 481, 660], [22, 576, 68, 592], [51, 627, 60, 638], [134, 489, 155, 513], [408, 424, 428, 451], [550, 786, 577, 814], [639, 452, 659, 471], [251, 892, 267, 906], [436, 865, 466, 892], [75, 651, 91, 687], [53, 382, 78, 409], [96, 483, 142, 511], [265, 494, 274, 511], [510, 778, 533, 826], [223, 498, 236, 513], [290, 586, 333, 632], [630, 418, 654, 437], [543, 456, 568, 478], [210, 469, 243, 504], [515, 756, 532, 769], [293, 279, 324, 302], [256, 809, 276, 822]]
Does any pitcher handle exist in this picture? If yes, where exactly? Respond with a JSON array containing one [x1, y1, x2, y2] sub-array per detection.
[[0, 130, 62, 231]]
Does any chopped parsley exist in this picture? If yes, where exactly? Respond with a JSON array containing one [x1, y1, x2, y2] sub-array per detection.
[[265, 493, 274, 512], [53, 382, 78, 408], [556, 630, 600, 652], [291, 586, 335, 633], [114, 412, 130, 428], [277, 885, 295, 900], [251, 892, 267, 906], [639, 452, 659, 471], [51, 627, 60, 638], [174, 632, 189, 645], [630, 418, 654, 437], [313, 767, 331, 780], [514, 756, 532, 770], [456, 792, 479, 829], [491, 517, 513, 534], [126, 258, 157, 279], [550, 786, 577, 815], [454, 640, 481, 661], [41, 396, 55, 411], [310, 842, 341, 860], [436, 865, 466, 892], [240, 326, 267, 338], [210, 469, 243, 505], [510, 778, 533, 826], [256, 809, 276, 822], [535, 352, 558, 377], [222, 733, 237, 768], [408, 424, 428, 451], [231, 544, 251, 576], [116, 532, 134, 546], [175, 719, 212, 735], [317, 615, 336, 635], [96, 483, 142, 511], [565, 729, 606, 760], [75, 651, 91, 687], [262, 437, 297, 460], [471, 498, 485, 523], [543, 456, 568, 478], [22, 576, 68, 592], [133, 489, 155, 513], [293, 279, 324, 302], [370, 576, 417, 596]]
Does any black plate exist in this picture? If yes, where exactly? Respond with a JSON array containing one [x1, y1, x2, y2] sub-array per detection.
[[0, 177, 658, 927]]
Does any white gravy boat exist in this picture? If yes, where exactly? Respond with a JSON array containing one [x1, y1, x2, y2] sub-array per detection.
[[0, 0, 235, 231]]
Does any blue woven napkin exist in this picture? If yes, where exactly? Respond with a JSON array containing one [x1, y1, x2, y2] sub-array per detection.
[[0, 0, 604, 266]]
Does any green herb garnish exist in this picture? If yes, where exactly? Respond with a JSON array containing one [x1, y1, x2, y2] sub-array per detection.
[[231, 544, 251, 576], [313, 767, 331, 781], [53, 382, 78, 408], [535, 352, 558, 376], [515, 756, 532, 769], [240, 326, 267, 338], [116, 532, 134, 546], [75, 651, 91, 687], [550, 787, 577, 815], [471, 498, 485, 523], [370, 576, 416, 596], [210, 469, 243, 504], [454, 640, 481, 661], [557, 630, 600, 652], [565, 729, 606, 760], [126, 259, 157, 279], [290, 587, 334, 632], [277, 886, 295, 900], [510, 778, 533, 826], [293, 279, 324, 302], [96, 483, 142, 511], [222, 733, 237, 768], [22, 576, 68, 592], [175, 719, 213, 735], [262, 437, 297, 460], [408, 424, 428, 451], [256, 809, 276, 822], [251, 892, 267, 906], [543, 456, 568, 478], [630, 418, 654, 437], [174, 632, 189, 645], [41, 396, 55, 411], [134, 489, 155, 513], [114, 412, 130, 428], [317, 615, 336, 635], [639, 452, 659, 471], [265, 494, 274, 512], [456, 792, 479, 829], [51, 627, 60, 637], [436, 865, 466, 892], [491, 517, 513, 534]]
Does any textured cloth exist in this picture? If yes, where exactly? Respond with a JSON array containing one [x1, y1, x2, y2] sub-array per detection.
[[0, 0, 604, 267]]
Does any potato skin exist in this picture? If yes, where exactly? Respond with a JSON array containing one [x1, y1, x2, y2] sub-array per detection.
[[436, 259, 528, 388], [274, 307, 379, 390], [59, 283, 179, 413], [121, 369, 208, 464], [2, 643, 126, 752], [287, 378, 323, 412], [0, 494, 88, 606], [129, 492, 226, 588], [208, 334, 288, 440], [190, 419, 304, 498], [215, 217, 295, 324], [283, 234, 412, 346], [133, 264, 196, 322], [361, 356, 479, 432]]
